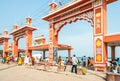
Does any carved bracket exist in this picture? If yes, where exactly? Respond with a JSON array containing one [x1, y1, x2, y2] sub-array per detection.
[[54, 11, 94, 35]]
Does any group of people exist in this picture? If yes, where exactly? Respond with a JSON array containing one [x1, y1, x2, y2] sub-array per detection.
[[107, 58, 120, 73], [57, 56, 66, 71], [0, 55, 24, 65], [24, 56, 35, 66], [0, 54, 95, 75], [57, 55, 79, 72], [86, 57, 94, 68], [57, 55, 94, 74], [1, 55, 13, 64], [0, 55, 37, 66]]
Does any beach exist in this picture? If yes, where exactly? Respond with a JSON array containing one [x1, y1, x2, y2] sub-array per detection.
[[0, 63, 106, 81]]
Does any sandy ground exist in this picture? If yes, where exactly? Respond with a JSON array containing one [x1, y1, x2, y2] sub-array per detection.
[[0, 63, 106, 81]]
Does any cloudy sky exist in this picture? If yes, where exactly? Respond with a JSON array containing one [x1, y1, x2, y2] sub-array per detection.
[[0, 0, 120, 57]]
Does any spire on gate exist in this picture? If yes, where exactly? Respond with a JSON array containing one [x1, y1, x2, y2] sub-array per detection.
[[4, 29, 8, 37], [49, 0, 58, 13], [13, 24, 18, 30], [26, 17, 32, 26]]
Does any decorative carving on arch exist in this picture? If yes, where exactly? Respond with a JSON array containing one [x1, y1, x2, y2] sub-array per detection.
[[17, 35, 26, 42], [54, 11, 94, 35], [14, 35, 26, 43]]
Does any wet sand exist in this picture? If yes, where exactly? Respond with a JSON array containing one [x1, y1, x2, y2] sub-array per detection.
[[0, 63, 106, 81]]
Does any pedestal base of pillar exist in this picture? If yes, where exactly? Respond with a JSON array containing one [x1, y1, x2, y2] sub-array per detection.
[[94, 63, 107, 72], [48, 60, 55, 66], [3, 52, 7, 58]]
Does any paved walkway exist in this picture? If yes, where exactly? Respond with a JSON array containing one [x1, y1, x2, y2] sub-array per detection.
[[0, 63, 106, 81]]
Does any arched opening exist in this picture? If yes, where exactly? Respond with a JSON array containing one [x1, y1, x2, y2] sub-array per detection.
[[58, 20, 93, 59], [18, 38, 26, 57]]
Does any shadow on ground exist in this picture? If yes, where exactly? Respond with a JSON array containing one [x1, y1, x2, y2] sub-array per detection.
[[0, 64, 17, 71]]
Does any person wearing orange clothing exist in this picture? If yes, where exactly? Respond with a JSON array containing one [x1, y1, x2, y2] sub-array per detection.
[[91, 57, 94, 67], [87, 57, 91, 67], [57, 56, 62, 71]]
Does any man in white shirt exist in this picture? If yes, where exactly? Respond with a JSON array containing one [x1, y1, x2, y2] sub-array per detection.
[[71, 54, 78, 74]]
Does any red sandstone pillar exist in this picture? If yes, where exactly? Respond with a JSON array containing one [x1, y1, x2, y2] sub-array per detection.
[[12, 25, 19, 57], [49, 24, 54, 62], [111, 46, 115, 60], [49, 23, 58, 63], [3, 30, 9, 57], [68, 50, 71, 61], [26, 30, 32, 57], [94, 0, 108, 71], [25, 17, 33, 57], [3, 39, 8, 57], [12, 38, 18, 57], [48, 1, 59, 63]]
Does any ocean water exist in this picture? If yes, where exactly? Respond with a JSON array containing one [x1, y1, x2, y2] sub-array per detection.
[[61, 57, 89, 61], [61, 57, 113, 61]]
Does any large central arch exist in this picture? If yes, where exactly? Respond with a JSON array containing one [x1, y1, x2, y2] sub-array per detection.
[[54, 10, 93, 32], [43, 0, 117, 71]]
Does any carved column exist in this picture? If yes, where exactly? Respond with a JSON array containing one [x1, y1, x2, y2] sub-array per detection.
[[3, 30, 9, 57], [12, 37, 18, 57], [93, 0, 108, 71], [111, 46, 115, 60], [3, 39, 8, 57], [49, 23, 58, 63], [26, 30, 32, 57]]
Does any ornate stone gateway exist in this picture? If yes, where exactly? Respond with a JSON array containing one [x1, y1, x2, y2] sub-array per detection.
[[43, 0, 117, 71], [10, 17, 37, 57]]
